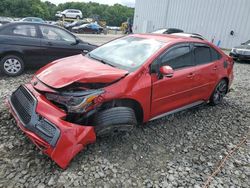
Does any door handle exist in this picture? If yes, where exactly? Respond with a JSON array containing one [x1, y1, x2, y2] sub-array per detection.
[[213, 66, 218, 70], [83, 49, 89, 53], [187, 73, 195, 78]]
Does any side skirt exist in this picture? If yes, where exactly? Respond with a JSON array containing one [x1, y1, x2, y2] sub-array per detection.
[[149, 101, 205, 121]]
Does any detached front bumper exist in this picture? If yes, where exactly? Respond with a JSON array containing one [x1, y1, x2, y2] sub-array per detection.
[[7, 84, 96, 169]]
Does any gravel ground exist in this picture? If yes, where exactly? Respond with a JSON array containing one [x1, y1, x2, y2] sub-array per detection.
[[0, 41, 249, 187]]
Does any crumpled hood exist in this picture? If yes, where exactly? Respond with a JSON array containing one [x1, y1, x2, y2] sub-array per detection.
[[35, 54, 128, 89]]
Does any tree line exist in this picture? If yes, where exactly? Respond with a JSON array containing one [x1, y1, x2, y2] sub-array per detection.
[[0, 0, 134, 26]]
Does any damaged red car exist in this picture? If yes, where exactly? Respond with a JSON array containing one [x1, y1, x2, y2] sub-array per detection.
[[7, 34, 234, 169]]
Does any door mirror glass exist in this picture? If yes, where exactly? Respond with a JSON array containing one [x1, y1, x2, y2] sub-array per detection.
[[160, 65, 174, 77]]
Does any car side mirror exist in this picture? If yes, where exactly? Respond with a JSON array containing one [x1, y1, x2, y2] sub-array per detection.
[[72, 38, 80, 45], [160, 65, 174, 78]]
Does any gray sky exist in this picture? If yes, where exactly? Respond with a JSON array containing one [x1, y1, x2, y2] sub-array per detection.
[[42, 0, 135, 7]]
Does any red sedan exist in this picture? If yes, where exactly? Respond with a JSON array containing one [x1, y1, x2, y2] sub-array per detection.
[[7, 34, 234, 168]]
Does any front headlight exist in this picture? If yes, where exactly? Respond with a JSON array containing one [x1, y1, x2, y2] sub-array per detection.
[[45, 90, 104, 113]]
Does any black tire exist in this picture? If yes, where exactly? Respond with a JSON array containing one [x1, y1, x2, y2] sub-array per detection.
[[94, 107, 137, 137], [0, 55, 24, 76], [210, 79, 228, 105], [76, 15, 80, 19], [62, 14, 65, 19]]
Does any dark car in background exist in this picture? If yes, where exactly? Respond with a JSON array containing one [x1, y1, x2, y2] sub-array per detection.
[[72, 23, 103, 34], [0, 22, 97, 76], [64, 20, 88, 32], [230, 40, 250, 61], [151, 28, 184, 34]]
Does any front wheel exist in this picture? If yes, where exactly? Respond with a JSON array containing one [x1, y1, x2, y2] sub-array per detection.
[[94, 107, 137, 137], [0, 55, 24, 76], [210, 79, 228, 105]]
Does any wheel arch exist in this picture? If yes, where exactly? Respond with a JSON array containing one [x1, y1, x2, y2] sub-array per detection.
[[0, 51, 25, 62], [101, 98, 144, 123]]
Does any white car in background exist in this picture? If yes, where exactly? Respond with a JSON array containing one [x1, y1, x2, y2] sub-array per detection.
[[56, 9, 83, 19], [171, 33, 206, 40]]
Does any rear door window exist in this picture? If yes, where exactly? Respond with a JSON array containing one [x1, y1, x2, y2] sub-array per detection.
[[210, 47, 222, 61], [193, 45, 211, 65], [161, 45, 194, 70], [12, 25, 37, 37]]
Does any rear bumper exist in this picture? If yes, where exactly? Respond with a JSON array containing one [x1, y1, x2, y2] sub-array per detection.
[[7, 84, 96, 169]]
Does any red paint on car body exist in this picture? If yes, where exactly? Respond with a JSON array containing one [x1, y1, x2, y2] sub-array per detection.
[[7, 34, 234, 168], [36, 55, 128, 88]]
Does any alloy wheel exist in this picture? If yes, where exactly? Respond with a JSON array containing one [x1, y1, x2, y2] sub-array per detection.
[[3, 58, 22, 74], [213, 80, 227, 104]]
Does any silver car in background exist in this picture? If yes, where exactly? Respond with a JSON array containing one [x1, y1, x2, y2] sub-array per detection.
[[56, 9, 83, 19]]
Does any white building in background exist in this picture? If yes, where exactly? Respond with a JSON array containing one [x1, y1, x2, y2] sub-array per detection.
[[133, 0, 250, 49]]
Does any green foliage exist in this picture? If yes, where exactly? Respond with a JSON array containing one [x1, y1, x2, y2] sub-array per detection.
[[0, 0, 134, 26]]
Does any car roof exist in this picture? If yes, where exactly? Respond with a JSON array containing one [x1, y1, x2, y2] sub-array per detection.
[[0, 22, 71, 33], [171, 33, 205, 39], [131, 33, 207, 44], [22, 17, 43, 19], [65, 9, 80, 11], [1, 21, 56, 27], [152, 28, 184, 33]]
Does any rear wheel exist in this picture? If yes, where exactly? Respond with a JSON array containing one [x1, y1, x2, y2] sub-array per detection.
[[76, 15, 80, 19], [210, 79, 228, 105], [94, 107, 137, 137], [0, 55, 24, 76]]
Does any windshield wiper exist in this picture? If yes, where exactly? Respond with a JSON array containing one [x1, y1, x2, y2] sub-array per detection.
[[87, 53, 115, 67]]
